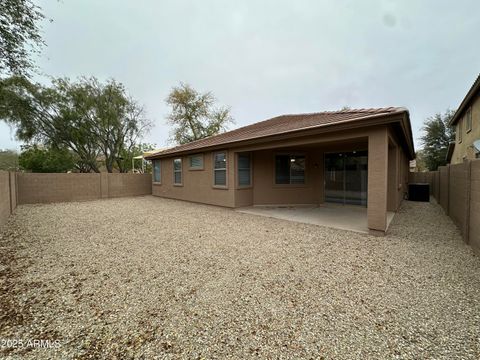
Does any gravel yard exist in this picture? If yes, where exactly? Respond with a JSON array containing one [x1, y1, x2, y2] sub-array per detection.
[[1, 196, 480, 359]]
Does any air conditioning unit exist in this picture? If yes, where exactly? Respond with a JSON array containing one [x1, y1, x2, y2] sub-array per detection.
[[408, 183, 430, 202]]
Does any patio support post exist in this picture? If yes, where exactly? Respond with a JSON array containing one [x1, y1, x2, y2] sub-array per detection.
[[368, 127, 389, 234], [387, 144, 398, 212]]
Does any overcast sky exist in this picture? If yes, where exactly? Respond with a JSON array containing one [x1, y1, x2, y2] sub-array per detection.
[[1, 0, 479, 151]]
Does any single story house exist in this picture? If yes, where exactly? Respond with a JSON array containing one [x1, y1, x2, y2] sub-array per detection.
[[145, 107, 415, 234], [448, 73, 480, 164]]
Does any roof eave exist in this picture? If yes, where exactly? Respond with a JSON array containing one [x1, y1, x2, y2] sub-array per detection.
[[146, 109, 415, 160], [446, 142, 455, 162], [449, 74, 480, 126]]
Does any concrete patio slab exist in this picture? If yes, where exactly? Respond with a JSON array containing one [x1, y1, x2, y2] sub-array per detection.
[[236, 204, 395, 233]]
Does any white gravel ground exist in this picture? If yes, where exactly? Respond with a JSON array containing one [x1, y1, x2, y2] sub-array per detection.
[[1, 196, 480, 359]]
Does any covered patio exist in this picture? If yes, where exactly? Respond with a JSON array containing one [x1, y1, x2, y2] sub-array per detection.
[[236, 203, 396, 233], [147, 108, 415, 235], [233, 124, 412, 234]]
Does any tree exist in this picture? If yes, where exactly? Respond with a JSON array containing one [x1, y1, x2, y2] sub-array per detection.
[[413, 150, 427, 172], [420, 109, 456, 171], [18, 144, 75, 173], [0, 0, 45, 77], [118, 143, 156, 174], [166, 83, 233, 144], [60, 77, 152, 172], [0, 76, 152, 172], [0, 149, 19, 171]]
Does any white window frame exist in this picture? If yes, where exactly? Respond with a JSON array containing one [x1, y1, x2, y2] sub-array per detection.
[[237, 153, 252, 188], [213, 151, 228, 188], [173, 158, 182, 186], [153, 160, 161, 183], [189, 153, 204, 170]]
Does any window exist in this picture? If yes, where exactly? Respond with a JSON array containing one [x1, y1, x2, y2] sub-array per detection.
[[153, 160, 161, 183], [466, 107, 472, 133], [189, 154, 204, 170], [238, 153, 251, 187], [458, 119, 463, 143], [275, 155, 305, 184], [173, 158, 182, 185], [213, 152, 227, 187]]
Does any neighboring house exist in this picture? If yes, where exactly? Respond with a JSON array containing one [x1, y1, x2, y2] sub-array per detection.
[[409, 159, 416, 172], [448, 74, 480, 164], [145, 107, 415, 234]]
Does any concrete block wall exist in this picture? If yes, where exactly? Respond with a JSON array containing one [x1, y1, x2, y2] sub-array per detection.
[[409, 159, 480, 254], [17, 173, 101, 204], [469, 161, 480, 253], [0, 171, 17, 228], [449, 163, 468, 237], [16, 173, 152, 205], [107, 173, 152, 198], [439, 166, 449, 213]]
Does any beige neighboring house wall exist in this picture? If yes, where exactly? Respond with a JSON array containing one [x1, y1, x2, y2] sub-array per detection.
[[147, 108, 415, 234], [450, 74, 480, 164]]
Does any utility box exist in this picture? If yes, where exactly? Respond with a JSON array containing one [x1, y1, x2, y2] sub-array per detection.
[[408, 183, 430, 202]]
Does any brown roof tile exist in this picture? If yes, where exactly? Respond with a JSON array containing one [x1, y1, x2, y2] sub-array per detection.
[[147, 107, 408, 158]]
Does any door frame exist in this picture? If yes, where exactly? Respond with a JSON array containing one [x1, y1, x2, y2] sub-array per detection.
[[323, 150, 368, 206]]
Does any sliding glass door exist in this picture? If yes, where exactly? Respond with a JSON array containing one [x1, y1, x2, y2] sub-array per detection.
[[325, 151, 368, 206]]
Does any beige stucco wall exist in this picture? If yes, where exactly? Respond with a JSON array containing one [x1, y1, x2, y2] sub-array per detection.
[[151, 124, 411, 233], [387, 145, 397, 212], [152, 151, 236, 207], [249, 140, 371, 206], [451, 93, 480, 164], [399, 147, 410, 206], [387, 127, 411, 212], [367, 127, 389, 232], [152, 139, 376, 208], [252, 148, 322, 206]]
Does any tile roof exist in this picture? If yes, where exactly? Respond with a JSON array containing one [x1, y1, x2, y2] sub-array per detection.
[[147, 107, 408, 158]]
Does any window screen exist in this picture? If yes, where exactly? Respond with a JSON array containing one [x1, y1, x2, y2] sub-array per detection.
[[153, 160, 161, 182], [238, 153, 251, 186], [275, 155, 305, 184], [173, 158, 182, 184], [189, 154, 203, 169], [214, 152, 227, 186]]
